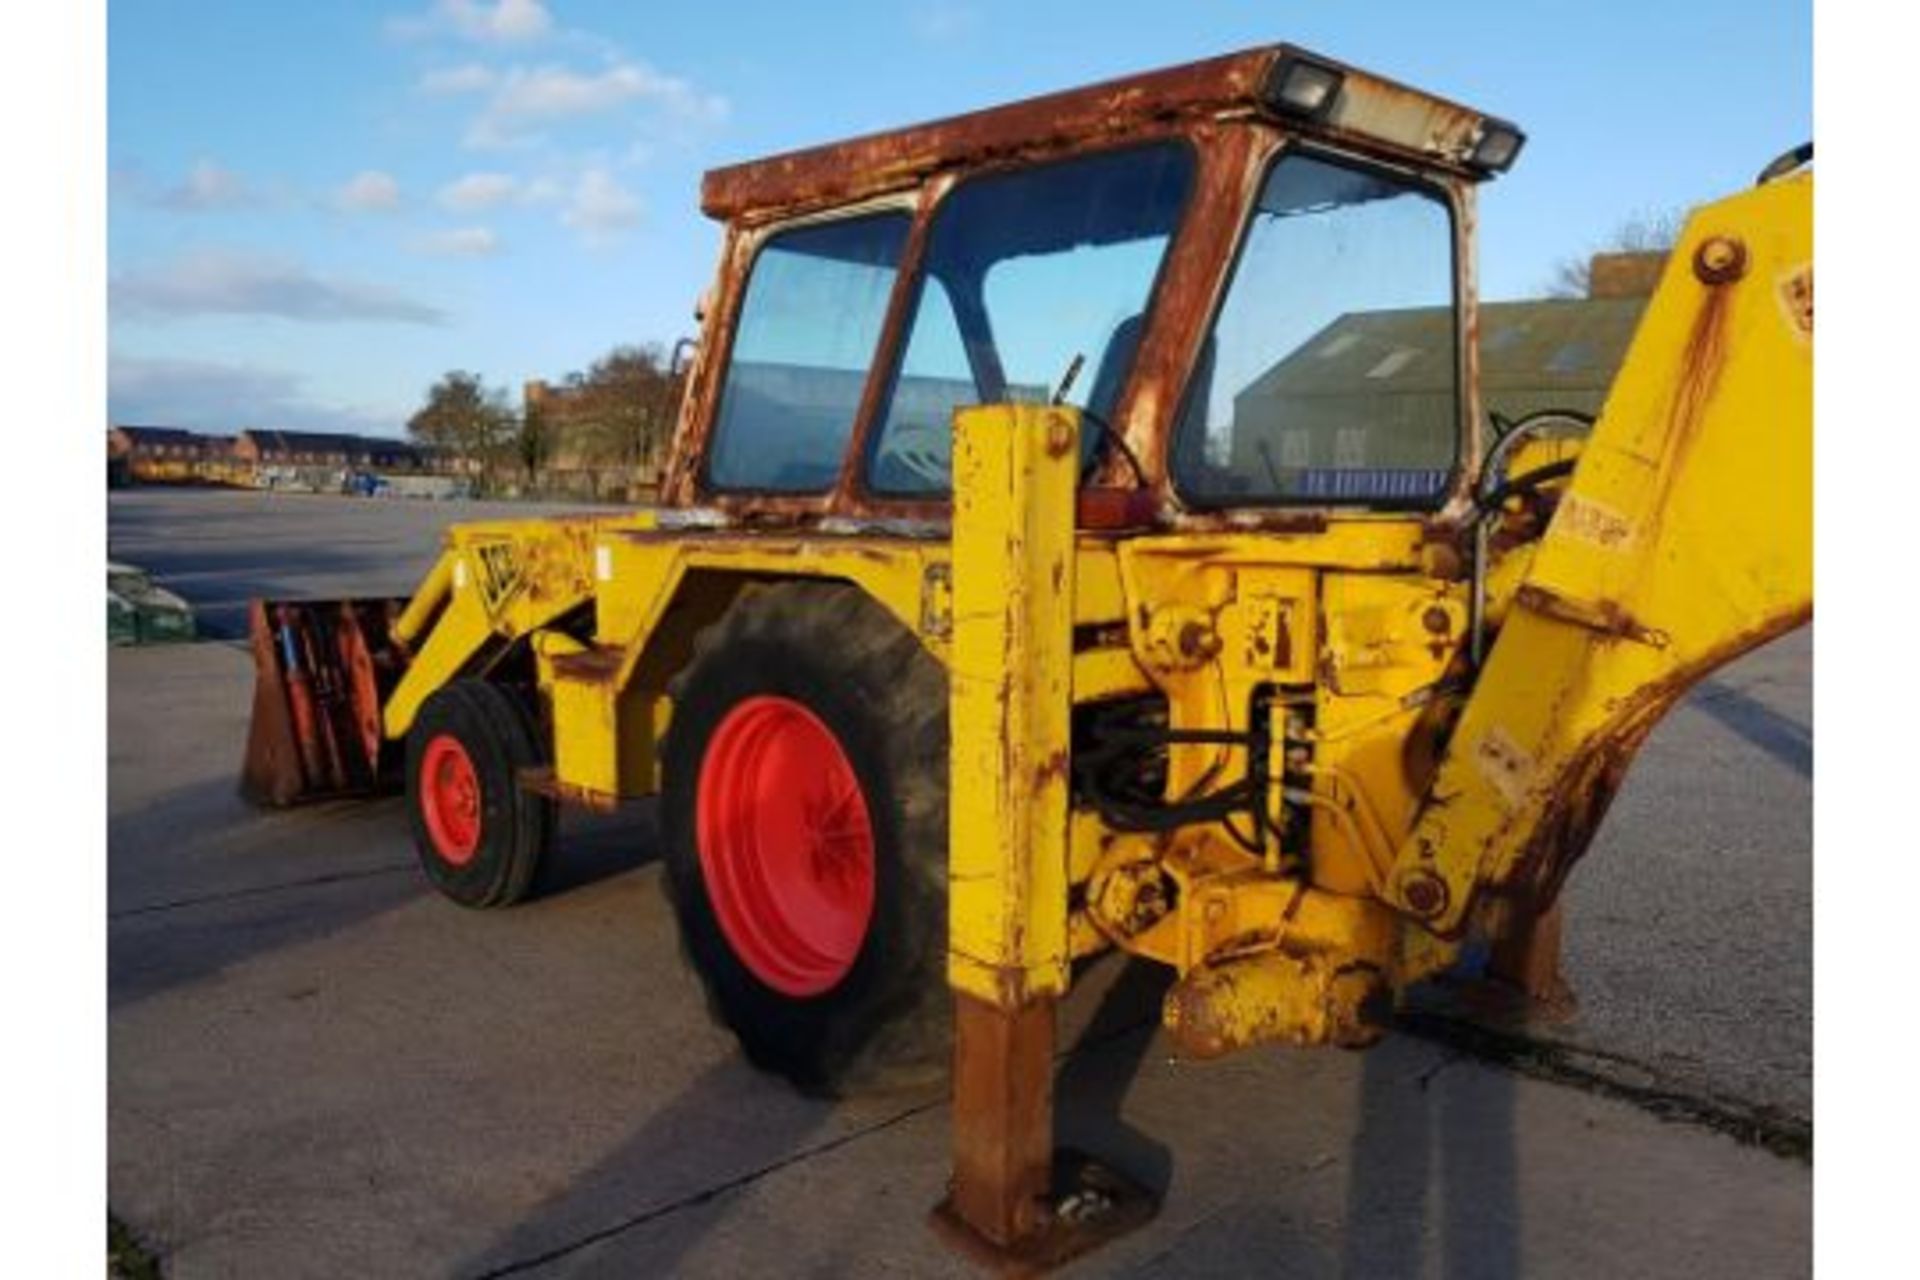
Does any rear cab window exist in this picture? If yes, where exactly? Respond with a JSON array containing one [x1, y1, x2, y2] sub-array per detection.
[[705, 213, 911, 493], [1172, 151, 1460, 508]]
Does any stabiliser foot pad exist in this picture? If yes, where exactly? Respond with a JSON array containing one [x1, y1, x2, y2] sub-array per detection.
[[929, 1149, 1158, 1277]]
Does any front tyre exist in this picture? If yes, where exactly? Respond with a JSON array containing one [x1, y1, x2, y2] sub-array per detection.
[[405, 680, 555, 909]]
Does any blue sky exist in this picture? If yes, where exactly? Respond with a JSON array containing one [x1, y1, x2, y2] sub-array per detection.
[[107, 0, 1809, 437]]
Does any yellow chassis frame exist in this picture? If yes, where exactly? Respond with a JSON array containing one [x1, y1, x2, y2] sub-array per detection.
[[377, 167, 1808, 1095], [362, 172, 1808, 1256]]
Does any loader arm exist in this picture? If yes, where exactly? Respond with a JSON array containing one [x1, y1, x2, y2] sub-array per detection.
[[381, 515, 648, 740], [1383, 172, 1812, 948], [241, 515, 641, 807]]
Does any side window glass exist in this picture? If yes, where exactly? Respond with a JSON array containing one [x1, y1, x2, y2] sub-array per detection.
[[1173, 153, 1458, 505], [706, 213, 910, 492], [866, 143, 1193, 495]]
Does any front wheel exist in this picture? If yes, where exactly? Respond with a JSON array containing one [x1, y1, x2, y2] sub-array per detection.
[[661, 583, 950, 1095], [405, 680, 555, 909]]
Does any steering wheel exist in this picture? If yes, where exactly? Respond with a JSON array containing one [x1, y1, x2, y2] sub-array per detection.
[[877, 421, 952, 489], [1477, 410, 1594, 514]]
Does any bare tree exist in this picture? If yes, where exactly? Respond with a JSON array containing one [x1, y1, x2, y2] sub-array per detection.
[[574, 344, 685, 488], [407, 371, 515, 488], [1544, 209, 1687, 298], [513, 395, 552, 487]]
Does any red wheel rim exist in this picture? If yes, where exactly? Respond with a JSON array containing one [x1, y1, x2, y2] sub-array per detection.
[[695, 696, 876, 997], [420, 734, 482, 865]]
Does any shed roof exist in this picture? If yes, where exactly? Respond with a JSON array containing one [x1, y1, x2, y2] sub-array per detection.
[[1239, 296, 1652, 408]]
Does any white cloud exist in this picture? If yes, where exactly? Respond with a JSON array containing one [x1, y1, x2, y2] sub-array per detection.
[[418, 63, 497, 95], [451, 0, 551, 42], [131, 160, 254, 212], [911, 2, 981, 43], [336, 170, 401, 213], [389, 0, 552, 45], [498, 64, 660, 118], [109, 355, 400, 435], [463, 60, 728, 148], [561, 168, 640, 244], [174, 161, 248, 209], [464, 0, 556, 41], [112, 250, 446, 325], [412, 226, 500, 257], [437, 171, 518, 211]]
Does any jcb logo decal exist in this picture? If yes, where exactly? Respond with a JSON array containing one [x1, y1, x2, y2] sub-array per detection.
[[472, 541, 522, 614]]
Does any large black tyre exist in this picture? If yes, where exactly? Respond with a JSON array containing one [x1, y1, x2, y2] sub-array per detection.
[[406, 679, 555, 909], [661, 582, 949, 1095]]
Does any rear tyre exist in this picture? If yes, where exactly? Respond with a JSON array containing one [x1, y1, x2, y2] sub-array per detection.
[[661, 582, 949, 1095], [406, 680, 555, 909]]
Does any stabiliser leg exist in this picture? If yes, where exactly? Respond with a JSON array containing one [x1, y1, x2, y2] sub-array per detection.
[[932, 405, 1155, 1271], [943, 996, 1056, 1246]]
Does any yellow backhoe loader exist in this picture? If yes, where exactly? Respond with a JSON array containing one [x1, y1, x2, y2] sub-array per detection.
[[239, 43, 1811, 1266]]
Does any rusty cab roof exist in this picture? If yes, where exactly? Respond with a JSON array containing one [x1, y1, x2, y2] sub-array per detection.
[[701, 43, 1515, 225]]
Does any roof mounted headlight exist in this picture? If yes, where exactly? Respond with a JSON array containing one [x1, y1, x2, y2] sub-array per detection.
[[1469, 119, 1526, 174], [1262, 53, 1345, 121]]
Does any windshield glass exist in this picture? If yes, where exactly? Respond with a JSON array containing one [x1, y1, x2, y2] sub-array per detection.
[[865, 143, 1193, 495], [1172, 151, 1458, 506]]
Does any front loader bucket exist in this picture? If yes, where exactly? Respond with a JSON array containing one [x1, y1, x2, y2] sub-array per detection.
[[240, 598, 411, 807]]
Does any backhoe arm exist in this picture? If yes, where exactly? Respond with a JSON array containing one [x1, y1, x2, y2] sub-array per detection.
[[1384, 173, 1812, 947]]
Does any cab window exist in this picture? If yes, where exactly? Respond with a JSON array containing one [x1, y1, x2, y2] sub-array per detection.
[[865, 143, 1193, 495], [1172, 152, 1458, 506], [706, 212, 910, 493]]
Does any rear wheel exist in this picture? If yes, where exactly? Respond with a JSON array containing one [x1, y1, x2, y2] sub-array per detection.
[[406, 680, 555, 908], [696, 694, 878, 997], [662, 582, 949, 1094]]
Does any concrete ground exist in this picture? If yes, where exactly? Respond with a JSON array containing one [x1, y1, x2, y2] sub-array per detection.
[[107, 489, 602, 641], [108, 489, 1811, 1277]]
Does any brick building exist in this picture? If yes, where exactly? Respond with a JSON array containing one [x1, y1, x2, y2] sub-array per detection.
[[107, 426, 233, 484], [232, 430, 424, 470]]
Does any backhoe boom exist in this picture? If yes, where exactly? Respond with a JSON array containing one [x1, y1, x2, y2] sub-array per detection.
[[1385, 173, 1812, 947]]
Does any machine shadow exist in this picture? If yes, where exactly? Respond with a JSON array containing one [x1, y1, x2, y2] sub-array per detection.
[[1055, 957, 1178, 1199], [107, 795, 421, 1009], [452, 1060, 839, 1278], [461, 959, 1183, 1276], [1338, 1026, 1522, 1280], [1690, 679, 1812, 778], [110, 794, 655, 1010], [1051, 957, 1522, 1278]]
